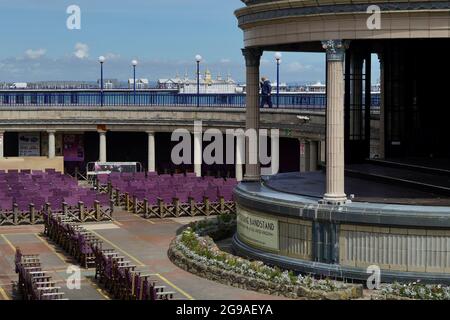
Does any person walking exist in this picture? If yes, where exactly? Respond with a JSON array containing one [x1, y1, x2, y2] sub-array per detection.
[[260, 77, 273, 108]]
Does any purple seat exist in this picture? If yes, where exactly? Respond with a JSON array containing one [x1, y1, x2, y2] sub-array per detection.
[[16, 201, 30, 211], [81, 197, 95, 207], [64, 197, 80, 207], [175, 192, 189, 203], [189, 190, 204, 203], [145, 194, 159, 205], [0, 199, 12, 210], [204, 190, 218, 202]]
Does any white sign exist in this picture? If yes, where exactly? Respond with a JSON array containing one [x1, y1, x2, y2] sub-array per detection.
[[19, 133, 41, 156], [237, 209, 279, 251]]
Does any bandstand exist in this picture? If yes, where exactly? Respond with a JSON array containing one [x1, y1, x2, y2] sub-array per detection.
[[233, 0, 450, 283]]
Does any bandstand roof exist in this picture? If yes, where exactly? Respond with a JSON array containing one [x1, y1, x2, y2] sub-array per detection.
[[236, 0, 450, 50]]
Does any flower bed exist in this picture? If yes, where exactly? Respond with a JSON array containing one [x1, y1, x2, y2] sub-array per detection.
[[187, 214, 236, 241], [381, 281, 450, 300], [168, 228, 363, 300]]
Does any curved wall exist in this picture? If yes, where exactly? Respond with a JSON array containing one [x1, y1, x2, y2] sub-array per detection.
[[0, 106, 325, 140], [233, 182, 450, 283], [236, 0, 450, 48]]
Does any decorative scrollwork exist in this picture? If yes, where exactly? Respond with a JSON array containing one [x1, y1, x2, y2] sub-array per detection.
[[321, 40, 349, 61], [241, 47, 263, 67]]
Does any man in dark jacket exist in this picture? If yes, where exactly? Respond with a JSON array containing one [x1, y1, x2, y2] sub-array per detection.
[[260, 77, 273, 108]]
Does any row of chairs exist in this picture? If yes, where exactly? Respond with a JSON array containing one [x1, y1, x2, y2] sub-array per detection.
[[43, 211, 174, 300], [44, 211, 98, 268], [0, 170, 108, 212], [98, 172, 237, 205], [94, 247, 174, 300], [15, 248, 66, 300]]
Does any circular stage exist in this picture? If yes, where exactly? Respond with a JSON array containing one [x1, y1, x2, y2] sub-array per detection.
[[232, 172, 450, 284], [264, 171, 450, 206]]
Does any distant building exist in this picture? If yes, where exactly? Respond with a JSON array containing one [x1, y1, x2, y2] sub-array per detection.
[[158, 71, 241, 94], [306, 81, 326, 92], [372, 83, 381, 93], [26, 81, 96, 89], [157, 77, 183, 90], [97, 79, 119, 89], [128, 78, 149, 89], [270, 82, 288, 92]]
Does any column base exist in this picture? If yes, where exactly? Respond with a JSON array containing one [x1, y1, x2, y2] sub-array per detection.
[[320, 193, 349, 206]]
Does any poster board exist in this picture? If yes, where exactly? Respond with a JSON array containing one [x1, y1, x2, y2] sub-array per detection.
[[18, 133, 41, 156], [63, 134, 84, 161]]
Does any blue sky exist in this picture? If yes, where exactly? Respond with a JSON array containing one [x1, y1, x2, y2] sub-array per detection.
[[0, 0, 378, 83]]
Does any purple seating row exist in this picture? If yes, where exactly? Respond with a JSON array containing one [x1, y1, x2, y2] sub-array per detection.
[[98, 172, 237, 204], [0, 171, 109, 212]]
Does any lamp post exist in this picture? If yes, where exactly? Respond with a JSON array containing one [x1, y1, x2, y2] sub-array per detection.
[[195, 54, 202, 107], [132, 59, 138, 104], [98, 56, 105, 106], [274, 52, 282, 108]]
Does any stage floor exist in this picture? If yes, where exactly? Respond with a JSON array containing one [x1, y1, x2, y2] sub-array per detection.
[[264, 171, 450, 206], [380, 157, 450, 172]]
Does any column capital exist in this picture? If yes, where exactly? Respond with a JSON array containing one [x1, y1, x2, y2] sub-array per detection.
[[97, 130, 107, 134], [146, 130, 155, 135], [242, 47, 263, 68], [322, 40, 349, 61], [47, 130, 56, 134]]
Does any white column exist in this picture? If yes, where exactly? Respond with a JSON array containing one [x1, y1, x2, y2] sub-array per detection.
[[235, 132, 245, 182], [270, 130, 279, 175], [48, 130, 56, 159], [0, 131, 4, 158], [147, 131, 156, 172], [322, 40, 348, 204], [242, 48, 263, 181], [309, 140, 318, 171], [299, 139, 306, 172], [194, 127, 202, 177], [99, 131, 107, 162], [319, 140, 326, 165], [304, 141, 311, 171]]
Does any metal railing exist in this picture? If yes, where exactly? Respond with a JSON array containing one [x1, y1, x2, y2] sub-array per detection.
[[0, 90, 381, 110]]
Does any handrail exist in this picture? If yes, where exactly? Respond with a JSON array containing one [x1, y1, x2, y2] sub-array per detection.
[[0, 91, 381, 109]]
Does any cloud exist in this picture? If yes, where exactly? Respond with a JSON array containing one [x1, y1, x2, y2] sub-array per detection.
[[74, 42, 89, 59], [105, 53, 121, 60], [25, 48, 46, 60], [220, 58, 231, 64]]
